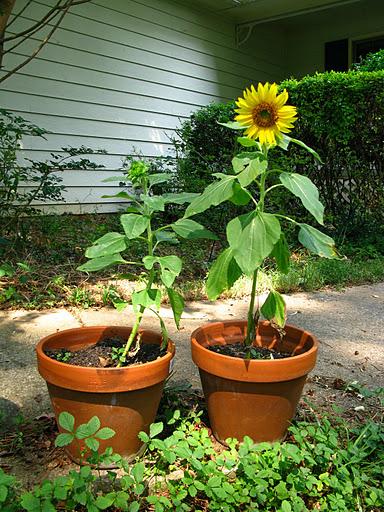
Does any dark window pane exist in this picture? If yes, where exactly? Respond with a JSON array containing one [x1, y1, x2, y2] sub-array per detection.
[[353, 37, 384, 63], [325, 39, 349, 71]]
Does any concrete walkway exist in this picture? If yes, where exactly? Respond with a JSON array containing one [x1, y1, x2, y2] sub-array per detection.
[[0, 282, 383, 427]]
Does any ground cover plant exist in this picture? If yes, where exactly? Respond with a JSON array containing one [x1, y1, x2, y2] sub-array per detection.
[[0, 383, 383, 511]]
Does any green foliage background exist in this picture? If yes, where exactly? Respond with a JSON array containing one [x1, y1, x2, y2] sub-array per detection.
[[172, 70, 384, 245]]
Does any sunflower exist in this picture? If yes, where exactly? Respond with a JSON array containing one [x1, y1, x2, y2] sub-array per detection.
[[234, 82, 297, 145]]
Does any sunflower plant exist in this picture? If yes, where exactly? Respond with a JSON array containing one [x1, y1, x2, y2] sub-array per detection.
[[184, 83, 338, 347], [78, 158, 216, 365]]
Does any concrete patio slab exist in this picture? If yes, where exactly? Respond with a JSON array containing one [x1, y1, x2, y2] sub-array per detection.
[[0, 282, 383, 426]]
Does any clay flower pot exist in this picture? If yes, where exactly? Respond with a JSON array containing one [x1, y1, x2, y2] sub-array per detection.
[[191, 320, 318, 444], [36, 326, 175, 463]]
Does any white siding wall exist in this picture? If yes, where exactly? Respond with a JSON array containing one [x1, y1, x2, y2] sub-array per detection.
[[1, 0, 286, 213]]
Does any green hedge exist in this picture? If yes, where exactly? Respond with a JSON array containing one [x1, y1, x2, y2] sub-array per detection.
[[172, 71, 384, 240]]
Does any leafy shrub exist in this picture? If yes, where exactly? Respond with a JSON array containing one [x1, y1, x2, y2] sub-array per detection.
[[172, 71, 384, 240], [0, 109, 107, 242], [279, 71, 384, 237], [354, 48, 384, 71]]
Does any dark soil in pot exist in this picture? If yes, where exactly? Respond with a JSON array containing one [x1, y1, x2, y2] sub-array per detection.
[[45, 335, 166, 368], [208, 343, 291, 360]]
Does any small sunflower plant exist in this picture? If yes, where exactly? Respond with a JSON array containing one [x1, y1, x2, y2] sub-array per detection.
[[78, 158, 216, 365], [184, 83, 339, 347]]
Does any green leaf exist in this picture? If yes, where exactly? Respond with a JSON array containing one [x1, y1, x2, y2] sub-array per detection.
[[87, 416, 101, 434], [229, 182, 251, 206], [184, 175, 236, 217], [129, 502, 140, 512], [188, 485, 197, 497], [132, 462, 145, 483], [143, 255, 182, 287], [208, 476, 222, 487], [95, 494, 115, 510], [0, 264, 14, 278], [77, 253, 127, 272], [276, 133, 290, 151], [166, 288, 184, 328], [55, 433, 74, 447], [124, 205, 142, 214], [217, 120, 245, 130], [150, 422, 163, 438], [102, 191, 136, 200], [158, 316, 169, 347], [148, 173, 173, 187], [226, 212, 254, 249], [281, 501, 292, 512], [0, 485, 7, 502], [237, 157, 267, 187], [120, 214, 149, 239], [132, 288, 161, 312], [84, 437, 99, 452], [42, 501, 56, 512], [289, 137, 323, 163], [141, 195, 165, 212], [96, 427, 115, 440], [75, 416, 100, 438], [206, 247, 242, 300], [228, 212, 281, 275], [280, 172, 324, 224], [237, 136, 258, 147], [298, 224, 338, 258], [261, 290, 286, 328], [162, 192, 199, 204], [102, 175, 129, 182], [85, 235, 126, 259], [171, 219, 217, 240], [231, 152, 263, 173], [113, 299, 129, 312], [58, 411, 75, 432], [155, 230, 179, 244], [271, 234, 290, 274], [93, 232, 125, 245], [138, 431, 150, 443], [21, 493, 41, 510]]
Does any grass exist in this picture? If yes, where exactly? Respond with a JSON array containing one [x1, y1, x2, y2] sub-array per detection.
[[1, 213, 384, 309]]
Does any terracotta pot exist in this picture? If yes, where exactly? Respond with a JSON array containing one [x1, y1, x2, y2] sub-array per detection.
[[36, 326, 175, 463], [191, 320, 318, 444]]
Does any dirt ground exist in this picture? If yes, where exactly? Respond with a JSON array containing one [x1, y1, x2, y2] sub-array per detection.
[[0, 282, 383, 486]]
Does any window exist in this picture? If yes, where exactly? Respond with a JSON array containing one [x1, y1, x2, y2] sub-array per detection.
[[324, 39, 348, 72], [352, 36, 384, 63]]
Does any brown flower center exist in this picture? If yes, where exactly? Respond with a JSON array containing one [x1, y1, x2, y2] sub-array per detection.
[[252, 102, 278, 128]]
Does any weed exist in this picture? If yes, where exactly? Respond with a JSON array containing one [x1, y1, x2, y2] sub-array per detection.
[[68, 288, 95, 308]]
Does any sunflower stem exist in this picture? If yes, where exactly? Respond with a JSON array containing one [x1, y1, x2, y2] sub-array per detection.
[[244, 143, 270, 346]]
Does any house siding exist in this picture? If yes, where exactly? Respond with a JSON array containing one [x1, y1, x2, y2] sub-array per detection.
[[1, 0, 286, 213]]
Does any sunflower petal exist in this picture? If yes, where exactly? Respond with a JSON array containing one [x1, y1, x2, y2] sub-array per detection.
[[231, 82, 297, 146]]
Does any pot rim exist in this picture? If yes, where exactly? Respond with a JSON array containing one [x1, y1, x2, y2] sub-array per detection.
[[36, 325, 175, 392], [191, 320, 318, 383], [36, 325, 174, 371]]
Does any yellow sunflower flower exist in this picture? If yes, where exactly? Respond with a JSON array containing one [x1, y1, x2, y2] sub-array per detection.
[[235, 82, 297, 145]]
